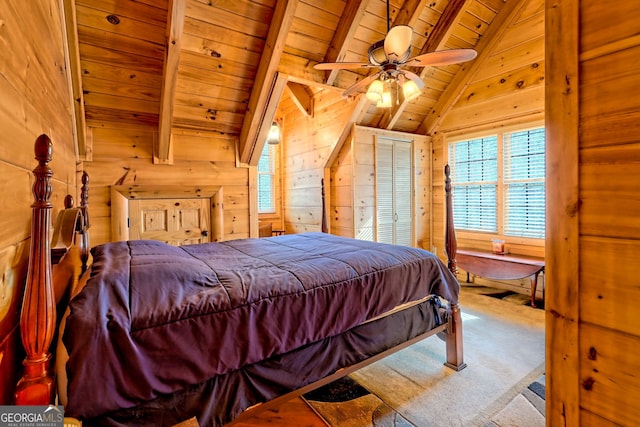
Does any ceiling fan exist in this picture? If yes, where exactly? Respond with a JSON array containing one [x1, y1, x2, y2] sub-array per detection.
[[314, 1, 477, 107]]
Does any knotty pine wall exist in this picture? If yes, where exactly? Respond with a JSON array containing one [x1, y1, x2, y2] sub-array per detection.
[[0, 0, 77, 403], [283, 91, 432, 249], [280, 88, 358, 234], [547, 0, 640, 425], [330, 133, 353, 238], [430, 0, 545, 295], [81, 126, 250, 245]]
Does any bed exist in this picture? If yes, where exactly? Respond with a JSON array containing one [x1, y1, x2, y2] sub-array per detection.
[[16, 135, 465, 426]]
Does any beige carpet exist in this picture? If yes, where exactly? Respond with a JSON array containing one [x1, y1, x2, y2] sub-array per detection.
[[306, 284, 546, 427]]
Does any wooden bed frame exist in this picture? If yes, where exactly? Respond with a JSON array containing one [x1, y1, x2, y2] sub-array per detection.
[[14, 135, 465, 422]]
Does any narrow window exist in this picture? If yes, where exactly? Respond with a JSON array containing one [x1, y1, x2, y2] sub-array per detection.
[[503, 128, 546, 238], [257, 143, 276, 214]]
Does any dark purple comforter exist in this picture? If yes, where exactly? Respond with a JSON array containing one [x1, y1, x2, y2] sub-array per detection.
[[63, 232, 459, 419]]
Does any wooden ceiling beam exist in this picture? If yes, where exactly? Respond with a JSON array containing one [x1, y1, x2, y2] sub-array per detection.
[[323, 94, 371, 168], [418, 0, 526, 135], [279, 53, 335, 89], [248, 72, 289, 167], [393, 0, 429, 27], [382, 0, 469, 130], [286, 82, 314, 117], [62, 0, 87, 160], [155, 0, 186, 165], [324, 0, 371, 86], [238, 0, 298, 165], [413, 0, 468, 59]]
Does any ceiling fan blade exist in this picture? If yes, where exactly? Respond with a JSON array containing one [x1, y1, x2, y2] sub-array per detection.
[[401, 70, 424, 90], [384, 25, 413, 63], [314, 62, 376, 70], [342, 72, 381, 97], [406, 48, 477, 67]]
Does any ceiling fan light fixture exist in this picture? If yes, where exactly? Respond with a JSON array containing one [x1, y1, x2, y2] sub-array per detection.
[[368, 40, 387, 65], [384, 25, 413, 63], [402, 79, 421, 102], [366, 79, 384, 103], [377, 91, 392, 108]]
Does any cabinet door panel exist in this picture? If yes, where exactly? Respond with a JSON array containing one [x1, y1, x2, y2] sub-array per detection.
[[129, 198, 210, 245], [375, 137, 413, 246]]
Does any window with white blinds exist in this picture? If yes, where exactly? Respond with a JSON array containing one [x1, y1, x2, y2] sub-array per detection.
[[503, 128, 546, 238], [448, 126, 546, 239], [257, 143, 276, 213], [448, 136, 498, 232]]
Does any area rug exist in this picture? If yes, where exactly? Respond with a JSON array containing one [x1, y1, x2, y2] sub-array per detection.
[[303, 376, 413, 427], [303, 285, 545, 427], [486, 373, 545, 427], [304, 374, 546, 427]]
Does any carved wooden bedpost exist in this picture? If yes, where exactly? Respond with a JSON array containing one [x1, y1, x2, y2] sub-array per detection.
[[16, 135, 56, 404], [321, 178, 328, 233], [444, 164, 466, 371], [79, 171, 90, 272], [444, 164, 457, 274]]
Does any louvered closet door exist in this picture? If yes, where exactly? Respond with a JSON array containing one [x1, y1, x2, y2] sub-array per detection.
[[375, 138, 413, 246]]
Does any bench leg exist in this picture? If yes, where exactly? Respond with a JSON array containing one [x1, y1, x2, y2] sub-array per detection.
[[530, 272, 540, 308]]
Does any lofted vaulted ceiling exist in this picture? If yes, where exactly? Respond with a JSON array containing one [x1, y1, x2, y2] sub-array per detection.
[[65, 0, 519, 165]]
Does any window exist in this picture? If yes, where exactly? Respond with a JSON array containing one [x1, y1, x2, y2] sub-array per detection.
[[448, 136, 498, 232], [257, 143, 276, 213], [448, 126, 545, 239], [503, 128, 545, 238]]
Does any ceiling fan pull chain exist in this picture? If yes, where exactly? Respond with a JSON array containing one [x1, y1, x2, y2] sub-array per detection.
[[396, 80, 399, 106]]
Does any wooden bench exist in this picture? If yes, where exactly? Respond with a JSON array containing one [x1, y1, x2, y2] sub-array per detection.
[[456, 249, 545, 308]]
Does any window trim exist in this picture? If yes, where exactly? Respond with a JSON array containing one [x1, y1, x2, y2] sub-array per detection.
[[445, 121, 545, 246]]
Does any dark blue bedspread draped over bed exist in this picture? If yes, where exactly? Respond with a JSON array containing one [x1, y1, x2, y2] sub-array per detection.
[[62, 232, 459, 426]]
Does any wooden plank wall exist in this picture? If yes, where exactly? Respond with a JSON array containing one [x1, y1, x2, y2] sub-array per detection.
[[0, 0, 76, 403], [81, 126, 249, 245], [348, 126, 431, 248], [431, 0, 545, 294], [546, 0, 640, 425], [280, 88, 359, 234], [330, 132, 354, 238], [287, 96, 432, 249]]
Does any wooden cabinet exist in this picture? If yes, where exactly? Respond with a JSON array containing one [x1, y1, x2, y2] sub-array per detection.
[[333, 125, 429, 247], [111, 185, 224, 245], [129, 198, 211, 245]]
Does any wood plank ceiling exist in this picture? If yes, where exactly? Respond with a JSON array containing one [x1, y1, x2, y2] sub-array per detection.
[[67, 0, 508, 164]]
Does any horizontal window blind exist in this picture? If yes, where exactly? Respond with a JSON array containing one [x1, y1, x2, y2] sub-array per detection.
[[448, 137, 498, 233], [503, 128, 546, 238], [448, 127, 545, 239], [257, 144, 275, 213], [452, 184, 497, 231]]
